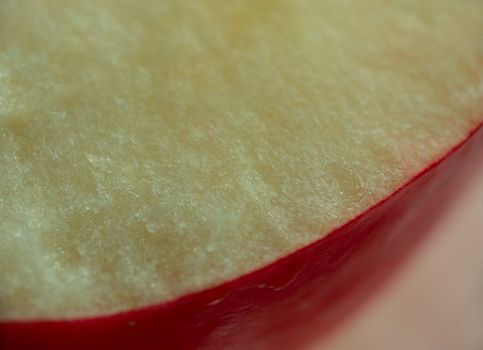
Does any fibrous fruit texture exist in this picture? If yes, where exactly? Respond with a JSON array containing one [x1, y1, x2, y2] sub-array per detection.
[[0, 0, 482, 319]]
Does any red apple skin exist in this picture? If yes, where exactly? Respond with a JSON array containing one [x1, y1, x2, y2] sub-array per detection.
[[0, 122, 481, 350]]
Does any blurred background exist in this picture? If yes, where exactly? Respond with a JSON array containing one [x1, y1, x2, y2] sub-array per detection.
[[310, 133, 483, 350]]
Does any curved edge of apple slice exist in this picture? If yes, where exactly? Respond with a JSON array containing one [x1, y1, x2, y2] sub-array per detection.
[[1, 121, 482, 350]]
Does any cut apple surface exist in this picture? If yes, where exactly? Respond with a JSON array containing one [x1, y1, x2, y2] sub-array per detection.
[[0, 0, 482, 323]]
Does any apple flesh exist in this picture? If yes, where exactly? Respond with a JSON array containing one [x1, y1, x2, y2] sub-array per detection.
[[0, 0, 482, 349]]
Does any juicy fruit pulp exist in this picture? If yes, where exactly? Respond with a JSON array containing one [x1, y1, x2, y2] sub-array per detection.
[[0, 0, 482, 319]]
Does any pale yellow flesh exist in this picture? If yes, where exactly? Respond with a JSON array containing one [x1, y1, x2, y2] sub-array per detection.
[[0, 0, 482, 320]]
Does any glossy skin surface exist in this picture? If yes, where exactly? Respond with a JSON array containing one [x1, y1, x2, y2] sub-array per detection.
[[1, 124, 481, 350]]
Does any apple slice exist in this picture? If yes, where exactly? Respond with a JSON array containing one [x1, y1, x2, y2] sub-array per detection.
[[0, 0, 482, 349]]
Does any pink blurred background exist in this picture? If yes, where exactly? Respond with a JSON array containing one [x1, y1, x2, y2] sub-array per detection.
[[310, 134, 483, 350]]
